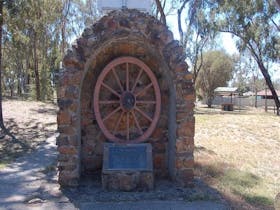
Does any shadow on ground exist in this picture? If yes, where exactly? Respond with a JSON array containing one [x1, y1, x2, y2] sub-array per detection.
[[0, 135, 63, 208], [61, 172, 229, 209], [0, 111, 56, 165], [0, 133, 230, 210]]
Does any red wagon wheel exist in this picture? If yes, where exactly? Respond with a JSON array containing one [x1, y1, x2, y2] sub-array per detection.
[[93, 57, 161, 143]]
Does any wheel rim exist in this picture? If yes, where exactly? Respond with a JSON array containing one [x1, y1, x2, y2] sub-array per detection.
[[93, 57, 161, 143]]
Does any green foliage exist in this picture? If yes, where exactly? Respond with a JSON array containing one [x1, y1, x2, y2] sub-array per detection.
[[1, 0, 98, 101], [195, 50, 234, 107], [214, 0, 280, 62], [171, 0, 217, 83]]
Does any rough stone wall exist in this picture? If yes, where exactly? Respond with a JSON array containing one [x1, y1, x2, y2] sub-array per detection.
[[80, 41, 170, 178], [57, 9, 195, 187]]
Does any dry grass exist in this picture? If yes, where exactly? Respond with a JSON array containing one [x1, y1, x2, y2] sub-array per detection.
[[0, 100, 57, 166], [195, 105, 280, 209]]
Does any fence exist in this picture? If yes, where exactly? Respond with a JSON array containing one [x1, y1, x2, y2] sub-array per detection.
[[209, 96, 276, 108]]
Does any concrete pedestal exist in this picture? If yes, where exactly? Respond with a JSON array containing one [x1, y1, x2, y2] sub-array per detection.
[[102, 171, 154, 191]]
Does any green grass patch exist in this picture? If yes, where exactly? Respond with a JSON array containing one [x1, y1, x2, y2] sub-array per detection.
[[243, 194, 273, 206], [218, 169, 273, 206], [220, 169, 260, 188]]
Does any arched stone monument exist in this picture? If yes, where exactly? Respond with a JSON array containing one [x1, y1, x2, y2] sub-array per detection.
[[57, 9, 195, 189]]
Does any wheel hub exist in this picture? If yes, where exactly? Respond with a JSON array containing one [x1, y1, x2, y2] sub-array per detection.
[[121, 92, 135, 110]]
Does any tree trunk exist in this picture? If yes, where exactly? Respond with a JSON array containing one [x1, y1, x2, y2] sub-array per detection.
[[61, 22, 66, 58], [0, 0, 4, 128], [33, 32, 40, 101], [253, 75, 258, 108], [10, 86, 13, 97], [276, 0, 280, 8], [254, 89, 257, 108], [154, 0, 166, 25], [17, 64, 22, 96], [257, 60, 280, 115], [206, 97, 212, 108], [61, 0, 71, 57]]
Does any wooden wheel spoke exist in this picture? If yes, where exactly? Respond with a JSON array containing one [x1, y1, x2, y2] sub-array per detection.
[[126, 111, 130, 140], [103, 106, 121, 122], [99, 100, 120, 105], [112, 68, 124, 92], [102, 82, 121, 98], [135, 83, 153, 97], [113, 111, 124, 134], [132, 110, 143, 135], [94, 57, 161, 143], [131, 69, 143, 93], [135, 106, 153, 122], [136, 100, 156, 104], [126, 63, 129, 91]]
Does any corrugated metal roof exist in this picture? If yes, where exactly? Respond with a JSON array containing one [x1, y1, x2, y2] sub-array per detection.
[[257, 89, 280, 96], [214, 87, 238, 96], [214, 87, 238, 93]]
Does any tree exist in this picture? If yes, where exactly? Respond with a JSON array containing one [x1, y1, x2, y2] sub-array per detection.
[[209, 0, 280, 115], [251, 74, 266, 108], [231, 53, 260, 94], [0, 0, 17, 137], [154, 0, 166, 25], [60, 0, 71, 58], [153, 0, 215, 84], [4, 0, 67, 100], [0, 0, 4, 131], [176, 0, 214, 84], [196, 50, 234, 107]]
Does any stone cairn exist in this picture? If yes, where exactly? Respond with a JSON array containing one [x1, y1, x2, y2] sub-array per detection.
[[57, 9, 195, 187]]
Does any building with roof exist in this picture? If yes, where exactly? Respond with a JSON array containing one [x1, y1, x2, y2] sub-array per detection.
[[257, 89, 280, 99], [213, 87, 238, 111]]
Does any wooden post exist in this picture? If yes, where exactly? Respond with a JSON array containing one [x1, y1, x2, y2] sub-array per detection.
[[265, 87, 267, 112], [239, 96, 241, 112]]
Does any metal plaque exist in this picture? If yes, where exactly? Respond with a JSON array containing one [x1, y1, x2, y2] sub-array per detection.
[[103, 143, 153, 171]]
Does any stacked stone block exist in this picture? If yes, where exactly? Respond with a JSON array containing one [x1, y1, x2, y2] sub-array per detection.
[[57, 9, 194, 187]]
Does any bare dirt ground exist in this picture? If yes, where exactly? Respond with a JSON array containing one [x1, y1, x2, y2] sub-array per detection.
[[195, 105, 280, 210], [0, 100, 57, 167]]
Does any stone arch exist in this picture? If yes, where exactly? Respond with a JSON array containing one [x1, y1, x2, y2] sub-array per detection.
[[57, 9, 195, 187]]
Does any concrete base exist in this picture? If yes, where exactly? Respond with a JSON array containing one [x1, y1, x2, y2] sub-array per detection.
[[102, 171, 154, 191]]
